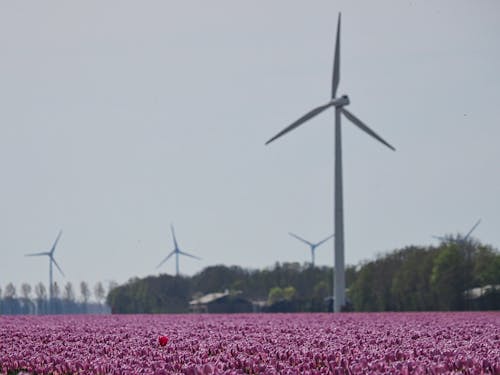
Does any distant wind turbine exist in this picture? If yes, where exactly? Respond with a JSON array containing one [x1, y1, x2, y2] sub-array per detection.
[[25, 230, 65, 306], [289, 232, 334, 266], [266, 13, 396, 312], [433, 219, 482, 244], [156, 224, 201, 276]]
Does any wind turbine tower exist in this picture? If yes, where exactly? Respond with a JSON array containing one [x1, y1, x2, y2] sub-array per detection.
[[156, 224, 201, 276], [266, 13, 396, 312], [25, 230, 65, 311], [289, 232, 334, 266]]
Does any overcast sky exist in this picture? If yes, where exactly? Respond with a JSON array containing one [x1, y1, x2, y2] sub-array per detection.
[[1, 1, 499, 295]]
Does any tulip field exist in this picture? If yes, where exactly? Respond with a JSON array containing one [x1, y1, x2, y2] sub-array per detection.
[[1, 312, 499, 374]]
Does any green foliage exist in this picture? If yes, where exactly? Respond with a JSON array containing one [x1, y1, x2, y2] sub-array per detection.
[[430, 244, 466, 310], [473, 245, 500, 286], [267, 285, 296, 305], [108, 262, 337, 313], [391, 247, 437, 311], [107, 274, 192, 313], [106, 240, 499, 314], [313, 280, 329, 299], [282, 286, 296, 300], [267, 286, 284, 305], [350, 240, 500, 312], [350, 261, 378, 311]]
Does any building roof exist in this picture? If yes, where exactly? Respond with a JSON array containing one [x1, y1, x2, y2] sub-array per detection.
[[189, 291, 230, 305], [464, 284, 500, 299]]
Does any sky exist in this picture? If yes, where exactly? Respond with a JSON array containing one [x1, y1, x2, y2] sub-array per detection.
[[1, 1, 499, 297]]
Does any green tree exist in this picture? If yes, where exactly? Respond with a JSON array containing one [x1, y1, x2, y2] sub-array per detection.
[[282, 286, 296, 300], [267, 286, 284, 305], [350, 261, 378, 311], [391, 247, 436, 311], [313, 280, 329, 299], [473, 245, 500, 286], [430, 244, 465, 310]]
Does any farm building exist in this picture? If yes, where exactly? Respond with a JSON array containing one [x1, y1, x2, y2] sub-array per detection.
[[189, 291, 253, 313]]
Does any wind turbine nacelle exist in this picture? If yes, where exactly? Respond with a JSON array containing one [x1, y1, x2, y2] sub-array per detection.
[[331, 95, 350, 107]]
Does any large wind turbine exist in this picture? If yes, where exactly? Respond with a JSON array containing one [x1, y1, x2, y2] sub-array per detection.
[[266, 13, 395, 312], [25, 230, 65, 308], [289, 232, 334, 266], [156, 224, 201, 276]]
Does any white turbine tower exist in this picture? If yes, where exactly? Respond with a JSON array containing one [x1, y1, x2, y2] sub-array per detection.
[[156, 224, 201, 276], [289, 232, 334, 266], [266, 13, 395, 312], [25, 230, 65, 311]]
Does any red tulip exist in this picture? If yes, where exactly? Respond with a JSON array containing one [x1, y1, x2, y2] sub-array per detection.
[[159, 335, 169, 346]]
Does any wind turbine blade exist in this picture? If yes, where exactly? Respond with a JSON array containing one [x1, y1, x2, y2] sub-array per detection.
[[51, 257, 65, 277], [265, 102, 333, 145], [331, 13, 341, 99], [50, 230, 63, 254], [432, 235, 446, 242], [341, 108, 396, 151], [315, 234, 334, 247], [156, 250, 176, 269], [178, 250, 201, 260], [170, 224, 179, 250], [463, 219, 481, 241], [289, 232, 313, 246], [25, 251, 50, 257]]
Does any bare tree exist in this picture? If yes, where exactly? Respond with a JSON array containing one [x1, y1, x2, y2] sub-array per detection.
[[52, 282, 61, 299], [33, 282, 48, 315], [34, 282, 47, 300], [21, 283, 32, 300], [63, 282, 75, 302], [4, 283, 16, 298], [0, 285, 3, 299], [94, 282, 106, 305], [19, 283, 34, 314], [80, 281, 90, 304]]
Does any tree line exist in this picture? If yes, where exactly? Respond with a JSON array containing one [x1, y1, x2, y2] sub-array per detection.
[[351, 239, 500, 311], [108, 237, 500, 313], [107, 263, 357, 313], [0, 280, 116, 315]]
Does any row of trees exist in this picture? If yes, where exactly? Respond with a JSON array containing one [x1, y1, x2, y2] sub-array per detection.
[[351, 240, 500, 311], [108, 263, 351, 313], [108, 237, 500, 313], [0, 281, 116, 315]]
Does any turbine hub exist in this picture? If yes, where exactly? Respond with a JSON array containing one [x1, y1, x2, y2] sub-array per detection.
[[340, 95, 350, 106], [331, 95, 350, 107]]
